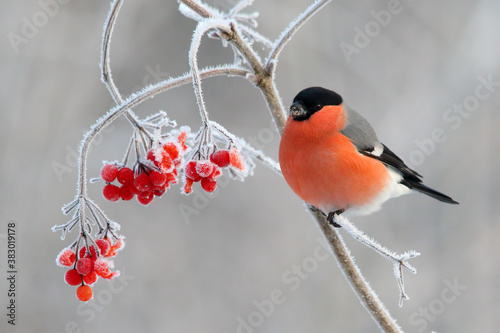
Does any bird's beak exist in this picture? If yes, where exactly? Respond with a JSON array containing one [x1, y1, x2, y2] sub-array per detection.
[[289, 101, 307, 120]]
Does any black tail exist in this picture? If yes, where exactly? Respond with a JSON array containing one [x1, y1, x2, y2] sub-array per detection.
[[401, 179, 458, 204]]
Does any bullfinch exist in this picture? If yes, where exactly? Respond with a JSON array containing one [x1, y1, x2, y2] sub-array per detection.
[[279, 87, 458, 225]]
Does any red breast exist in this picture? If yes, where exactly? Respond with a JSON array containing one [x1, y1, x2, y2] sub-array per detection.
[[279, 105, 391, 213]]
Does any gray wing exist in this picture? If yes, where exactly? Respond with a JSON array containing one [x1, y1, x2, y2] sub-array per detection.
[[340, 105, 458, 204], [340, 105, 422, 178], [340, 104, 458, 204], [340, 105, 382, 153]]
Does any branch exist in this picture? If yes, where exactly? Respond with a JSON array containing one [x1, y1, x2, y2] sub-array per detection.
[[265, 0, 332, 74], [332, 213, 420, 307], [308, 207, 404, 333], [188, 19, 232, 126], [179, 0, 217, 19], [100, 0, 153, 139], [76, 65, 249, 197]]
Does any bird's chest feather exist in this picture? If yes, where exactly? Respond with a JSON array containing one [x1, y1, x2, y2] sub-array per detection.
[[280, 129, 390, 210]]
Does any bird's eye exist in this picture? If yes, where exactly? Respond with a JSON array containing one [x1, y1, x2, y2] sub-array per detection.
[[313, 104, 322, 111]]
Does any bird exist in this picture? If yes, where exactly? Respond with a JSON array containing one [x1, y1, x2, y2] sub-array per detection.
[[279, 87, 458, 225]]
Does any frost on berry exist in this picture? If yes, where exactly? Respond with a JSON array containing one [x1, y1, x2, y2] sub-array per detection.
[[101, 164, 119, 182], [209, 166, 221, 181], [93, 257, 120, 279], [103, 184, 120, 202], [185, 161, 201, 182], [163, 142, 180, 161], [229, 149, 246, 171], [95, 239, 111, 256], [56, 248, 76, 267], [178, 131, 188, 151], [105, 238, 125, 258], [76, 285, 93, 302], [196, 161, 215, 178], [166, 173, 177, 185], [210, 150, 230, 168], [79, 245, 97, 260], [77, 258, 93, 275]]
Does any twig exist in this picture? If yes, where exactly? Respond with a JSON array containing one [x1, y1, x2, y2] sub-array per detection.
[[332, 213, 420, 307], [308, 207, 403, 333], [100, 0, 154, 140], [265, 0, 332, 74]]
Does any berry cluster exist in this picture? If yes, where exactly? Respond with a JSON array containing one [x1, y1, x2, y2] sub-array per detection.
[[100, 133, 187, 206], [56, 237, 124, 302], [183, 148, 245, 194]]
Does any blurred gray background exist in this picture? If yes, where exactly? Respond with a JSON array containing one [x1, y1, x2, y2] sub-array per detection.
[[1, 0, 499, 332]]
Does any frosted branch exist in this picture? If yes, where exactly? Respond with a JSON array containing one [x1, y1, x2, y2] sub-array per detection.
[[266, 0, 332, 73], [228, 0, 254, 17], [179, 0, 219, 19], [331, 213, 420, 307], [308, 207, 404, 332], [210, 121, 281, 175], [189, 19, 232, 127]]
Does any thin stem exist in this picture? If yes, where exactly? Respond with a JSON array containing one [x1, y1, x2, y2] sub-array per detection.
[[180, 0, 215, 18], [76, 66, 249, 196], [265, 0, 332, 73], [189, 19, 232, 126], [101, 0, 154, 140], [228, 0, 254, 17]]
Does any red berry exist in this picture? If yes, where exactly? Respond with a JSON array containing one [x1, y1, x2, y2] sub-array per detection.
[[102, 184, 120, 202], [229, 149, 245, 171], [150, 170, 167, 186], [76, 285, 93, 302], [147, 149, 157, 163], [77, 258, 93, 275], [158, 152, 173, 172], [183, 177, 193, 194], [185, 161, 201, 181], [163, 142, 180, 161], [208, 166, 221, 181], [152, 185, 166, 196], [117, 167, 134, 184], [196, 161, 215, 178], [57, 248, 76, 267], [65, 269, 82, 286], [95, 239, 111, 256], [210, 150, 230, 168], [137, 191, 154, 205], [126, 181, 142, 195], [93, 258, 114, 278], [79, 246, 97, 260], [106, 238, 124, 257], [178, 132, 188, 150], [83, 271, 98, 286], [133, 173, 152, 192], [101, 164, 118, 182], [201, 178, 217, 192], [119, 185, 134, 201], [166, 173, 177, 185]]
